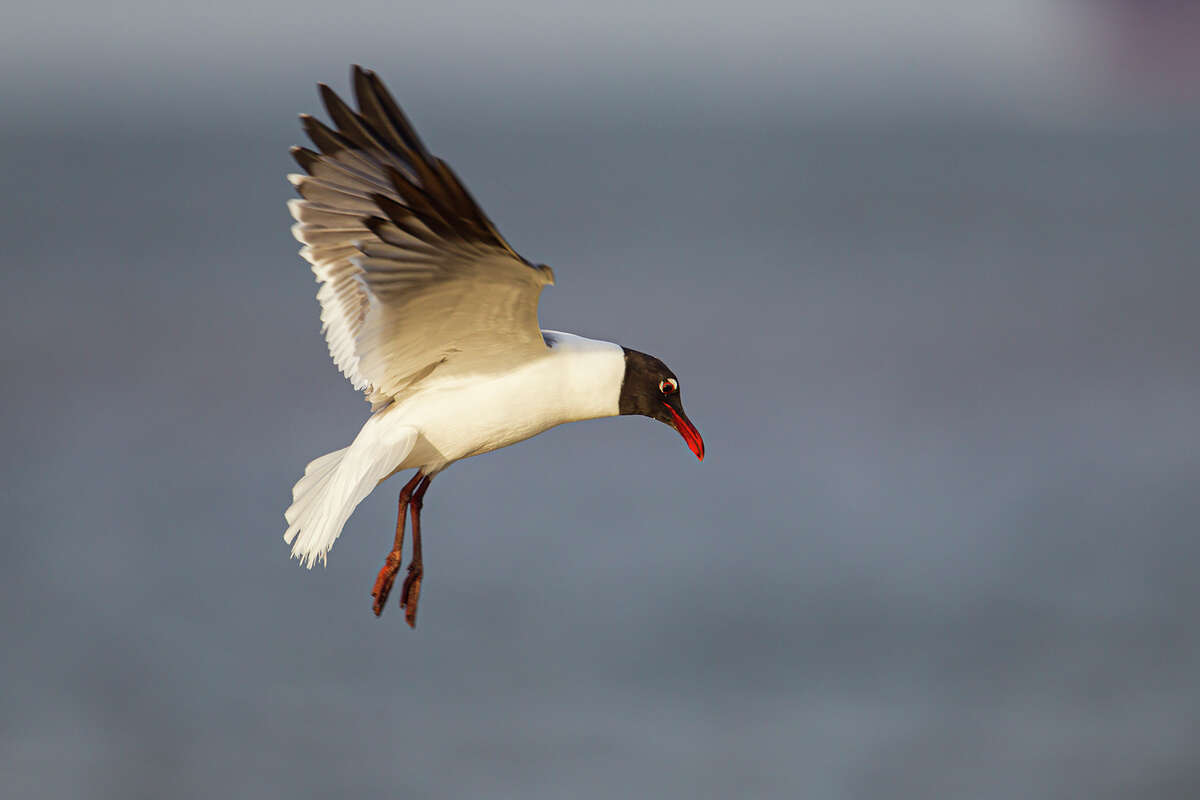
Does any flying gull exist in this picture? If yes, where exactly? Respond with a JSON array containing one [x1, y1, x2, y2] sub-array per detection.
[[284, 66, 705, 627]]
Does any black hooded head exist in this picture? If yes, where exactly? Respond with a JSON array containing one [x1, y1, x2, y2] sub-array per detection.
[[618, 348, 705, 460]]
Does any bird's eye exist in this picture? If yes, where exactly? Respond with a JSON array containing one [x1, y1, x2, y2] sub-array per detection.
[[659, 378, 678, 395]]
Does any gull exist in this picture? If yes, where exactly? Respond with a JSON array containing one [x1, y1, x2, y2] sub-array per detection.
[[283, 67, 705, 627]]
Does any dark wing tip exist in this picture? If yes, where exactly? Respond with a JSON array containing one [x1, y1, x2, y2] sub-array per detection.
[[317, 82, 344, 114], [362, 215, 388, 235], [369, 192, 411, 223], [300, 113, 354, 156], [293, 66, 529, 260], [289, 145, 321, 173]]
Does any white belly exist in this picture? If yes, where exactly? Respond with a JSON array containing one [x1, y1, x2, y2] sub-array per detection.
[[382, 333, 624, 473]]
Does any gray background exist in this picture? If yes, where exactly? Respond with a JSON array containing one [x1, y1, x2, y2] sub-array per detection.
[[3, 2, 1199, 798]]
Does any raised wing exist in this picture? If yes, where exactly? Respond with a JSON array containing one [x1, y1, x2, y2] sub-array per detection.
[[288, 66, 556, 409]]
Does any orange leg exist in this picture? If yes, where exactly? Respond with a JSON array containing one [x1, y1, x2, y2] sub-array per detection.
[[400, 474, 433, 627], [371, 472, 425, 617]]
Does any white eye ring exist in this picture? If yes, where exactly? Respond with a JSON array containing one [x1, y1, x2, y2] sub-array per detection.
[[659, 378, 678, 394]]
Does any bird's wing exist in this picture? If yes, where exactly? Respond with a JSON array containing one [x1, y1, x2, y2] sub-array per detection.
[[288, 66, 556, 409]]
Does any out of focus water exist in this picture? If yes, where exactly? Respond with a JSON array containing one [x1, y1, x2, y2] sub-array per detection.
[[2, 110, 1198, 798]]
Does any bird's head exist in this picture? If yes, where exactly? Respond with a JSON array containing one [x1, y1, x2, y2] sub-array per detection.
[[618, 348, 705, 461]]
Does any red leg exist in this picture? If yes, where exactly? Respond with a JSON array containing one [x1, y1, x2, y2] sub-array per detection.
[[371, 472, 425, 617], [400, 474, 433, 628]]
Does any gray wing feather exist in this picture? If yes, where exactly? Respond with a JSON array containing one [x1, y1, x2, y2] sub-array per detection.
[[287, 66, 554, 408]]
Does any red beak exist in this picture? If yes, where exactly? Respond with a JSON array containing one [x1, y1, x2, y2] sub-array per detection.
[[663, 403, 705, 461]]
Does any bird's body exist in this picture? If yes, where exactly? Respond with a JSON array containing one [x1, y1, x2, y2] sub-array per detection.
[[282, 67, 703, 625], [390, 331, 625, 470], [284, 332, 623, 566]]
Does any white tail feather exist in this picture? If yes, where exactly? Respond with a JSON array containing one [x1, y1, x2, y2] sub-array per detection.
[[284, 419, 419, 568]]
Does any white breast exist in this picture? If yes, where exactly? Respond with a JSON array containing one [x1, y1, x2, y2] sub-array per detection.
[[382, 332, 625, 473]]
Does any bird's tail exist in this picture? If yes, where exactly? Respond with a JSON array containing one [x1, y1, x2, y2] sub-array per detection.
[[283, 419, 419, 568]]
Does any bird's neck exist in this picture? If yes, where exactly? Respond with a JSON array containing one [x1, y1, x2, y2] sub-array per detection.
[[540, 331, 625, 422]]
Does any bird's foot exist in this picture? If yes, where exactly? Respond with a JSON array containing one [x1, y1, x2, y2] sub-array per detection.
[[371, 551, 403, 617], [400, 562, 423, 628]]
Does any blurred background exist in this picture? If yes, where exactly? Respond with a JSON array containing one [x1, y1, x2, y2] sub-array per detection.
[[3, 2, 1198, 797]]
